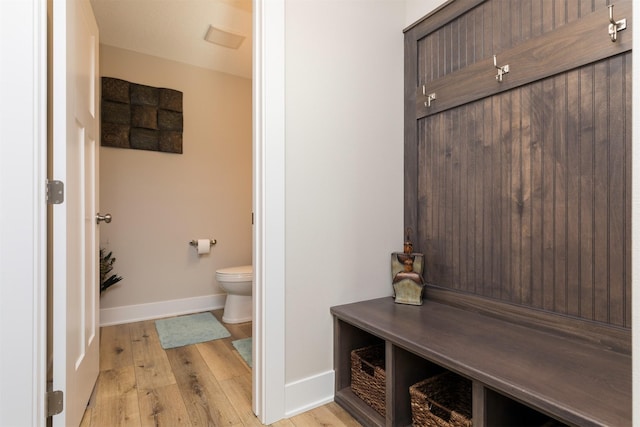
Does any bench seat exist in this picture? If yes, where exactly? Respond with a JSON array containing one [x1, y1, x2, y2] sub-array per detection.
[[331, 297, 631, 426]]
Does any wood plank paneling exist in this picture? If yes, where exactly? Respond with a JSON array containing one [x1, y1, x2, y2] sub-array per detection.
[[414, 0, 631, 119], [553, 73, 568, 315], [521, 86, 533, 306], [578, 64, 595, 320], [451, 108, 461, 289], [404, 33, 419, 242], [408, 0, 631, 329], [593, 60, 609, 324], [624, 54, 632, 328], [418, 61, 630, 326], [490, 95, 501, 299], [608, 53, 627, 327], [417, 0, 611, 87], [566, 69, 581, 319], [481, 98, 492, 296], [510, 88, 522, 303], [528, 82, 543, 309], [414, 53, 631, 326]]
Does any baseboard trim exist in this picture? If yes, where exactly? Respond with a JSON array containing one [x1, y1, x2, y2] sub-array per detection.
[[284, 370, 335, 418], [100, 294, 227, 326]]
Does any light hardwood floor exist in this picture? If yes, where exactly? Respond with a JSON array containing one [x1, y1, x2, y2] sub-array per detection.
[[80, 310, 362, 427]]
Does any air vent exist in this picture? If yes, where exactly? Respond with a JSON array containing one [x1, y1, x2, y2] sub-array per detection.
[[204, 25, 245, 49]]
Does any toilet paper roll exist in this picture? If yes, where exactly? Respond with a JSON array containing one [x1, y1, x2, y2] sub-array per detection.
[[197, 239, 211, 255]]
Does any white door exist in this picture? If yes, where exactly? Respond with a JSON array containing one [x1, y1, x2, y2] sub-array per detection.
[[51, 0, 101, 426]]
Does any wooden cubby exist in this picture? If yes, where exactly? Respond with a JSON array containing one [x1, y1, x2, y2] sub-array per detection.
[[332, 297, 630, 427]]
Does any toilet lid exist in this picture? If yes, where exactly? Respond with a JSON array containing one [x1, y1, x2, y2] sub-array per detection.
[[216, 265, 253, 280]]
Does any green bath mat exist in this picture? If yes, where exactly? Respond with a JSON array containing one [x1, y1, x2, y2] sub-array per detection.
[[155, 312, 230, 349], [232, 338, 252, 368]]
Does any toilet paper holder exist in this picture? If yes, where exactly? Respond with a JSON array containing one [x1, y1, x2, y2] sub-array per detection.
[[189, 239, 217, 248]]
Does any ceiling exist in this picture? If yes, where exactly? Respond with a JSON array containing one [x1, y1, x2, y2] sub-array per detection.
[[90, 0, 253, 79]]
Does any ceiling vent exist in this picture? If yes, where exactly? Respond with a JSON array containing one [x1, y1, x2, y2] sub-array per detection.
[[204, 25, 245, 49]]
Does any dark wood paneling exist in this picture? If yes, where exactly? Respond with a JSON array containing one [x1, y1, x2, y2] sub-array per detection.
[[414, 0, 632, 119], [415, 54, 631, 327], [624, 53, 632, 328], [416, 2, 631, 118], [406, 0, 632, 329], [404, 34, 419, 242]]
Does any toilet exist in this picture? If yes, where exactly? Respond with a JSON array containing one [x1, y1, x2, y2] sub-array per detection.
[[215, 265, 253, 324]]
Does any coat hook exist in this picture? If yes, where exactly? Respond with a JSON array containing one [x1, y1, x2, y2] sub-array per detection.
[[425, 93, 437, 107], [608, 5, 627, 42], [493, 55, 509, 82], [422, 85, 436, 107]]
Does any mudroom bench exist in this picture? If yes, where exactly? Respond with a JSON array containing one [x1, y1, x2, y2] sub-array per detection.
[[331, 296, 631, 427]]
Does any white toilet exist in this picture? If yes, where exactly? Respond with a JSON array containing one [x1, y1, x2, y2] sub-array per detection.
[[215, 265, 253, 324]]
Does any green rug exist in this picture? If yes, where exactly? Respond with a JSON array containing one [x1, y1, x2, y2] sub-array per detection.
[[232, 338, 252, 368], [155, 312, 230, 349]]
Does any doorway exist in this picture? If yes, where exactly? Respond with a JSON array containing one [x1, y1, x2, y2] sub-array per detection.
[[89, 0, 286, 424]]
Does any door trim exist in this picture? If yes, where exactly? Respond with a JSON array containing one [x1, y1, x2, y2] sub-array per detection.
[[253, 0, 286, 423], [0, 0, 47, 425]]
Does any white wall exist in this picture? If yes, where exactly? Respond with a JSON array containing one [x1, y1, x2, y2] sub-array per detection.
[[99, 46, 252, 322], [283, 0, 405, 410], [279, 0, 452, 415], [405, 0, 448, 27]]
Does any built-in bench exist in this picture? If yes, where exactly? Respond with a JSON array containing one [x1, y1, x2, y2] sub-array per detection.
[[331, 296, 631, 427]]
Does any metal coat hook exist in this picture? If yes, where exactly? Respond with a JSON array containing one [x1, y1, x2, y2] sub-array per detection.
[[425, 93, 437, 107], [608, 4, 627, 42], [493, 55, 509, 82], [422, 85, 437, 107]]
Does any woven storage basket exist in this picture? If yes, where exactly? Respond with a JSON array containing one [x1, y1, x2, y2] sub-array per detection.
[[350, 344, 386, 416], [410, 372, 472, 427]]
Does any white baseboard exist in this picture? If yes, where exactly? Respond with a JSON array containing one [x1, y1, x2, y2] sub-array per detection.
[[100, 294, 227, 326], [284, 370, 335, 418]]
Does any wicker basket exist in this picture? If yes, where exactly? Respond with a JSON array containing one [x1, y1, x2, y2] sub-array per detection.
[[410, 372, 472, 427], [350, 344, 386, 416]]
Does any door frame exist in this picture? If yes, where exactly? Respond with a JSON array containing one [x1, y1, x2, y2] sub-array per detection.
[[2, 0, 288, 425], [252, 0, 286, 423], [0, 0, 47, 426]]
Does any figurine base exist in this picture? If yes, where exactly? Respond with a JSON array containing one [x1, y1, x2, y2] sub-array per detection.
[[393, 280, 424, 305]]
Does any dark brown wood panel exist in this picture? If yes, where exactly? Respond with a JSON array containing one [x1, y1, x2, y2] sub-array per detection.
[[406, 0, 632, 329], [404, 32, 419, 243], [421, 55, 632, 326], [413, 0, 632, 119], [624, 52, 632, 328], [416, 0, 620, 88]]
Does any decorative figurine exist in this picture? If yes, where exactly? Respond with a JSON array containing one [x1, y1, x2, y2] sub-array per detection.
[[391, 229, 425, 305]]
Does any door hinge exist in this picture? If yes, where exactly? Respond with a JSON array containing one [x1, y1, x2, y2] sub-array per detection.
[[46, 390, 63, 417], [46, 180, 64, 204]]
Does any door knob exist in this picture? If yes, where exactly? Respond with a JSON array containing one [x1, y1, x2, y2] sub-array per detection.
[[96, 213, 112, 224]]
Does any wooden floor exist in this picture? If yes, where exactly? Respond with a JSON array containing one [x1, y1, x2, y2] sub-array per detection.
[[81, 310, 362, 427]]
